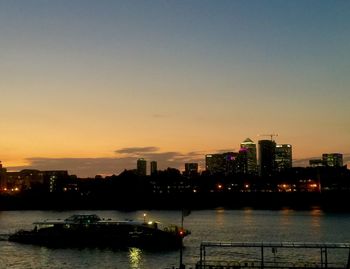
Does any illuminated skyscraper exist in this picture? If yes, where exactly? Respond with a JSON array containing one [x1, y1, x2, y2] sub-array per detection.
[[322, 153, 343, 167], [205, 154, 224, 175], [240, 138, 257, 175], [275, 144, 292, 171], [137, 158, 147, 176], [258, 140, 276, 177], [205, 152, 237, 175], [236, 148, 248, 174]]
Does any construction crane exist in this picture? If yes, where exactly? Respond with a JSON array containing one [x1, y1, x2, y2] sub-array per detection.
[[258, 133, 279, 141]]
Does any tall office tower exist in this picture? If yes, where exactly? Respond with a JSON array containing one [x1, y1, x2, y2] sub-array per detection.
[[184, 163, 199, 176], [205, 154, 224, 175], [150, 161, 157, 176], [137, 158, 147, 176], [205, 152, 237, 175], [223, 152, 239, 175], [258, 140, 276, 177], [0, 161, 7, 189], [275, 144, 292, 172], [236, 148, 248, 174], [240, 138, 257, 175], [322, 153, 343, 167]]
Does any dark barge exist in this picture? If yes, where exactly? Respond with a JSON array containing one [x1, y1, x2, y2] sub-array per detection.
[[9, 214, 190, 249]]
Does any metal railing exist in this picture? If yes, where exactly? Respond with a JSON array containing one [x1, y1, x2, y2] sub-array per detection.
[[196, 242, 350, 269]]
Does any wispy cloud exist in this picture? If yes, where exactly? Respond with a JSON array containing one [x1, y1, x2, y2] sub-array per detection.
[[115, 147, 159, 155], [6, 147, 205, 177], [7, 157, 120, 178], [151, 114, 168, 118], [114, 147, 205, 171], [216, 149, 237, 153], [293, 157, 313, 167]]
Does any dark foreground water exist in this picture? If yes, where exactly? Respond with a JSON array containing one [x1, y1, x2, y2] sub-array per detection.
[[1, 208, 350, 269]]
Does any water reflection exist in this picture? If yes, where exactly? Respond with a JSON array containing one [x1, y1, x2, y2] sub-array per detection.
[[309, 207, 323, 238], [215, 207, 225, 227], [242, 207, 254, 226], [129, 247, 142, 268], [310, 207, 323, 219], [280, 207, 294, 227]]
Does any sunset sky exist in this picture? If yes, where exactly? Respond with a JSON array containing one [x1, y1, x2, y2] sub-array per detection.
[[1, 0, 349, 177]]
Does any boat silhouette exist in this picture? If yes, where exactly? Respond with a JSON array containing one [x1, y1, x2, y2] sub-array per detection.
[[9, 214, 190, 249]]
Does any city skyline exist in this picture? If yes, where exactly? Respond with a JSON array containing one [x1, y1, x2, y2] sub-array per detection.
[[2, 138, 348, 177], [1, 1, 350, 177]]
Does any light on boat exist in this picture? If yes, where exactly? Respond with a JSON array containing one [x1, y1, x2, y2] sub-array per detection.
[[179, 230, 185, 237]]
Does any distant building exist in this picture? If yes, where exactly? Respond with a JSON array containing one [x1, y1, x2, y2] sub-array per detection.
[[236, 148, 249, 174], [309, 159, 324, 167], [0, 161, 7, 190], [5, 169, 43, 191], [1, 168, 68, 193], [150, 161, 157, 176], [137, 158, 147, 176], [205, 154, 223, 175], [309, 153, 343, 168], [240, 138, 257, 175], [205, 152, 237, 175], [42, 170, 69, 193], [184, 163, 199, 176], [322, 153, 343, 167], [224, 152, 238, 175], [275, 144, 292, 171], [258, 140, 276, 177]]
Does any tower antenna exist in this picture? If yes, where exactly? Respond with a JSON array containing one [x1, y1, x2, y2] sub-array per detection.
[[258, 133, 279, 141]]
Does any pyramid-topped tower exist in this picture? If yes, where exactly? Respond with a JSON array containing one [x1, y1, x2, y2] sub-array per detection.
[[240, 138, 257, 175]]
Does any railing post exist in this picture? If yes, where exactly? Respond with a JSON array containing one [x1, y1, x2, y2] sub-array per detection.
[[261, 245, 264, 269], [346, 247, 350, 269], [203, 245, 206, 268], [199, 243, 206, 269], [179, 237, 184, 269], [199, 244, 203, 269]]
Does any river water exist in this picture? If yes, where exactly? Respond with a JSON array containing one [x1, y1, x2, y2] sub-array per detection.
[[1, 208, 350, 269]]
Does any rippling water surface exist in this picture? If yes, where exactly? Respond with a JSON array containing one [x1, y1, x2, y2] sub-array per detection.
[[1, 208, 350, 268]]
